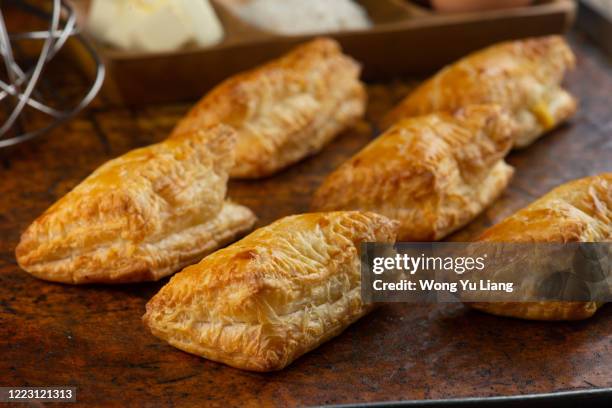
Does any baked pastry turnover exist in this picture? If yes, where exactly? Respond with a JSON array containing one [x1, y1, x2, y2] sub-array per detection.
[[144, 211, 398, 371], [469, 173, 611, 320], [170, 38, 366, 178], [382, 36, 577, 148], [312, 105, 516, 241], [16, 125, 256, 284]]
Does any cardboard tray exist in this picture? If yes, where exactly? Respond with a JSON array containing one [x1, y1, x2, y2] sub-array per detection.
[[69, 0, 576, 105]]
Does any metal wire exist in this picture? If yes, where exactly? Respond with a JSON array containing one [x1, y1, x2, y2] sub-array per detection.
[[0, 0, 105, 149]]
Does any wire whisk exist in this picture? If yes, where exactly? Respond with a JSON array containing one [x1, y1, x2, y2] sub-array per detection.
[[0, 0, 104, 149]]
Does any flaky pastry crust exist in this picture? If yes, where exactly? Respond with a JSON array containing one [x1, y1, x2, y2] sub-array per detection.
[[16, 125, 256, 284], [144, 211, 398, 371], [312, 105, 516, 241], [469, 173, 611, 320], [170, 38, 366, 178], [382, 36, 577, 148]]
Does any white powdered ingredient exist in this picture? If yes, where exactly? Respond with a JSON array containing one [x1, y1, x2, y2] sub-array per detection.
[[225, 0, 372, 35]]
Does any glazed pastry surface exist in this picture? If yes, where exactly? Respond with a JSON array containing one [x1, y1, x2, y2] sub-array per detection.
[[171, 37, 366, 178], [312, 105, 516, 241], [469, 173, 612, 320], [16, 125, 256, 284], [144, 211, 398, 371], [382, 36, 577, 148]]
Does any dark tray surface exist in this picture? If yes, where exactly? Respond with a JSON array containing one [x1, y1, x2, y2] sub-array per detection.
[[0, 33, 611, 407]]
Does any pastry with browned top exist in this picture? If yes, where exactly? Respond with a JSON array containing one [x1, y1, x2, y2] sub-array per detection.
[[16, 125, 256, 284], [312, 105, 516, 241], [382, 36, 576, 148], [144, 211, 398, 371], [469, 173, 611, 320], [171, 38, 366, 178]]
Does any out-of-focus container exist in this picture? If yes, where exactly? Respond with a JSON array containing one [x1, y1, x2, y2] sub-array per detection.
[[67, 0, 575, 105], [431, 0, 533, 13]]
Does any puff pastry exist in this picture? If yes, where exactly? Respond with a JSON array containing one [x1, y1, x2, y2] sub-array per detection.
[[170, 38, 366, 178], [312, 105, 516, 241], [144, 211, 398, 371], [16, 125, 256, 284], [469, 173, 611, 320], [382, 36, 577, 148]]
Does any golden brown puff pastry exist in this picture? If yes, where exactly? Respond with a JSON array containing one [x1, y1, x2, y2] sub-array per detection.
[[312, 105, 516, 242], [469, 173, 612, 320], [144, 211, 398, 372], [382, 36, 577, 148], [170, 38, 366, 179], [16, 125, 257, 284]]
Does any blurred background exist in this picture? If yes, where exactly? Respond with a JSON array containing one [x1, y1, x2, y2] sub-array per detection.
[[2, 0, 610, 150]]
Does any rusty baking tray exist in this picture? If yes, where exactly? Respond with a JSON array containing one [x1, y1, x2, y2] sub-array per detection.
[[333, 388, 612, 407], [66, 0, 576, 105], [1, 50, 611, 405]]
